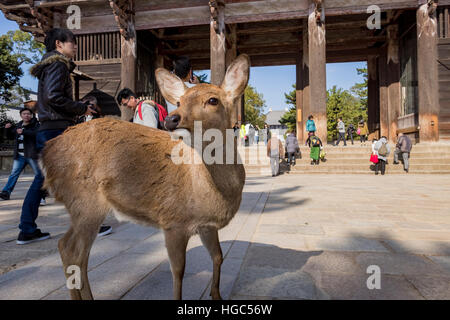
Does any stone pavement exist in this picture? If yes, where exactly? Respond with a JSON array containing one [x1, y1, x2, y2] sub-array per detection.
[[0, 173, 450, 300]]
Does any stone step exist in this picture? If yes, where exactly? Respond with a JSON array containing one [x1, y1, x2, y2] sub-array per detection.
[[238, 145, 450, 154], [239, 158, 448, 165], [245, 169, 450, 176], [244, 163, 450, 170]]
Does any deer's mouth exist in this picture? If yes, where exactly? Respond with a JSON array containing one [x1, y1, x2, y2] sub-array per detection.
[[169, 128, 191, 139]]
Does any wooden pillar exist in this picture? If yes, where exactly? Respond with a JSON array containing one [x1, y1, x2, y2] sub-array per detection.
[[386, 25, 401, 142], [112, 0, 137, 121], [307, 1, 327, 144], [417, 1, 440, 142], [367, 55, 379, 135], [301, 20, 310, 144], [378, 50, 389, 139], [210, 0, 226, 86], [296, 52, 304, 143]]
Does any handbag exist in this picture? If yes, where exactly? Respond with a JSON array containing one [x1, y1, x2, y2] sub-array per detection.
[[370, 153, 379, 164], [357, 128, 361, 135]]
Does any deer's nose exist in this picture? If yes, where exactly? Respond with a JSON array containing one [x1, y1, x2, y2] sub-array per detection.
[[165, 114, 181, 131]]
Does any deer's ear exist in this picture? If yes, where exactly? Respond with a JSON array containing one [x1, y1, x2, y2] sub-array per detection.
[[221, 54, 250, 101], [155, 68, 187, 106]]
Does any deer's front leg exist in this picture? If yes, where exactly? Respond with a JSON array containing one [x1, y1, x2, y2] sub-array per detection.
[[164, 228, 190, 300], [199, 226, 223, 300]]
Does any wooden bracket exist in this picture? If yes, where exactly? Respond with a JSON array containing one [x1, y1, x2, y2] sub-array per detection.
[[209, 0, 225, 34], [109, 0, 135, 40], [313, 0, 323, 23], [427, 0, 438, 16]]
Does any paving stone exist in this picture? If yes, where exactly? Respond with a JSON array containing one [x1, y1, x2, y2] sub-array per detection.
[[105, 224, 159, 242], [0, 265, 66, 299], [301, 251, 363, 276], [355, 252, 447, 276], [242, 244, 321, 272], [251, 233, 309, 251], [304, 236, 389, 252], [257, 224, 324, 235], [201, 257, 245, 300], [311, 272, 423, 300], [88, 252, 167, 299], [122, 269, 212, 300], [427, 256, 450, 274], [405, 274, 450, 299], [384, 239, 450, 255], [231, 265, 320, 300]]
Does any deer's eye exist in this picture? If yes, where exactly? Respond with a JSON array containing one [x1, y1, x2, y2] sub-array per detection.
[[208, 98, 219, 106]]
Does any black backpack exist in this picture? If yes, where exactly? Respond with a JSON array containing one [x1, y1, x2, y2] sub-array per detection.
[[311, 136, 321, 147]]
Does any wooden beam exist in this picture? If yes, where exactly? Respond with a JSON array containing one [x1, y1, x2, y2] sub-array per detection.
[[417, 1, 440, 142]]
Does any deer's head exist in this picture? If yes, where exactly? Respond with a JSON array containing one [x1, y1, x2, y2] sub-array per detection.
[[156, 55, 250, 135]]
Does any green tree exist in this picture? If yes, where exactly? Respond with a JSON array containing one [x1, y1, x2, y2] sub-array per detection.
[[279, 84, 297, 131], [327, 85, 366, 141], [350, 67, 368, 108], [244, 85, 266, 127], [0, 30, 44, 103]]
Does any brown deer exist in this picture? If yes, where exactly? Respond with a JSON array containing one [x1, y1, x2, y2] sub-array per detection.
[[40, 54, 250, 300]]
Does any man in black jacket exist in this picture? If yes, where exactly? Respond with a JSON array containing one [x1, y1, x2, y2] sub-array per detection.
[[17, 28, 111, 245], [0, 108, 40, 200]]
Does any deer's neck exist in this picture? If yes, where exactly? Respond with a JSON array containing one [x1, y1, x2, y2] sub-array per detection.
[[201, 134, 244, 196]]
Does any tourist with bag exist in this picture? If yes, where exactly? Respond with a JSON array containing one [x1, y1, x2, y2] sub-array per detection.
[[373, 136, 391, 175], [394, 133, 413, 173]]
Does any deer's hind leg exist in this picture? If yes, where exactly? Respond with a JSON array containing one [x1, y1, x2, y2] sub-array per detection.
[[58, 197, 109, 300]]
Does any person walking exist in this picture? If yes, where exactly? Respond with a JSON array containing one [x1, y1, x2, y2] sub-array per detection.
[[0, 108, 41, 201], [285, 130, 299, 168], [248, 124, 255, 145], [358, 120, 369, 146], [335, 117, 346, 146], [394, 133, 412, 173], [240, 123, 247, 146], [306, 115, 316, 134], [347, 123, 355, 145], [267, 132, 284, 177], [306, 132, 323, 165], [263, 124, 270, 146], [255, 125, 260, 145], [373, 136, 391, 175], [18, 28, 111, 245]]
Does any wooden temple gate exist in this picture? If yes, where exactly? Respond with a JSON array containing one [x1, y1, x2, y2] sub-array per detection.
[[1, 0, 450, 143]]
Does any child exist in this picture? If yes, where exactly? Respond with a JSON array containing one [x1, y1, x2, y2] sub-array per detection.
[[306, 115, 316, 135], [306, 132, 323, 165]]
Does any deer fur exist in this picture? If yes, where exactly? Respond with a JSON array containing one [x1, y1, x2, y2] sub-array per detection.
[[40, 54, 250, 300]]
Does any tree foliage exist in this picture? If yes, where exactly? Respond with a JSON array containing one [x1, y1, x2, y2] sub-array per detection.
[[281, 68, 369, 141], [0, 30, 44, 103], [244, 85, 266, 127]]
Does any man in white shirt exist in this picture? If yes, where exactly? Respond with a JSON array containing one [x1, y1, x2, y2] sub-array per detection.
[[116, 88, 158, 128], [165, 56, 199, 113]]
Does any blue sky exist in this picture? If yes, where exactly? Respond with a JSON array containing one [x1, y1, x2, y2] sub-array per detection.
[[1, 12, 366, 111]]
